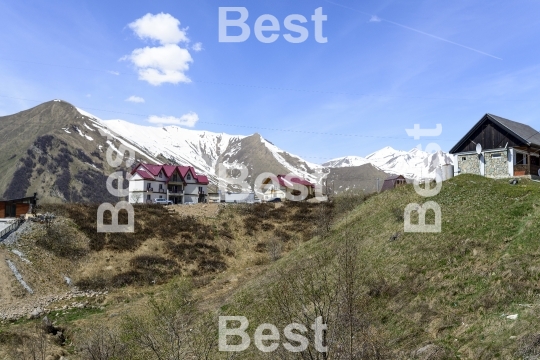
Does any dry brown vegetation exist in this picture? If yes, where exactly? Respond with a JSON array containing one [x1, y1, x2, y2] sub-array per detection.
[[0, 197, 356, 359]]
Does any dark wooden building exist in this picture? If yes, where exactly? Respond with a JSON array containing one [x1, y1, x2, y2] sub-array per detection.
[[380, 175, 406, 192], [0, 193, 37, 218], [450, 114, 540, 178]]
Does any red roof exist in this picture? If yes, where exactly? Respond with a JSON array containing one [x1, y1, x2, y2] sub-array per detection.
[[277, 175, 315, 188], [198, 175, 209, 185], [131, 163, 209, 184], [134, 168, 155, 180]]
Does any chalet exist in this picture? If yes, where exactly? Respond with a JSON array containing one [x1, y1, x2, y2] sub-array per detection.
[[380, 175, 406, 192], [129, 163, 209, 204], [450, 114, 540, 178], [259, 174, 315, 201], [0, 193, 37, 218]]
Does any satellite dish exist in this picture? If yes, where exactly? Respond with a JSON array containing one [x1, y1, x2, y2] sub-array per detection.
[[476, 143, 483, 154]]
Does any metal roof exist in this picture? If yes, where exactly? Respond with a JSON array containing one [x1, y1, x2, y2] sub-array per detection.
[[449, 113, 540, 153], [486, 114, 540, 147]]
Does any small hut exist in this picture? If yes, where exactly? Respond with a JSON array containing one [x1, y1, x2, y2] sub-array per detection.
[[380, 175, 406, 192]]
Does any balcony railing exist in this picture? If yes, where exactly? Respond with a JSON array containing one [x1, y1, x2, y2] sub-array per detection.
[[168, 189, 184, 195]]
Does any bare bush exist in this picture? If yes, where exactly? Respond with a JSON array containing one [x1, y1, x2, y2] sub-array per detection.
[[78, 324, 127, 360], [6, 325, 48, 360], [119, 279, 197, 359], [267, 230, 388, 359], [267, 238, 283, 261]]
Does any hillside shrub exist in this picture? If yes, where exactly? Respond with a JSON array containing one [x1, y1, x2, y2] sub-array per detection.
[[35, 221, 89, 259], [33, 135, 54, 153], [3, 156, 34, 199]]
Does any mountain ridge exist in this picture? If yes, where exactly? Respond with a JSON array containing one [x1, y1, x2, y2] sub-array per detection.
[[0, 100, 453, 202]]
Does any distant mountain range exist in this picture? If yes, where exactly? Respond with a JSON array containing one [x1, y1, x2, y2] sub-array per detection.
[[324, 147, 454, 180], [0, 100, 453, 202]]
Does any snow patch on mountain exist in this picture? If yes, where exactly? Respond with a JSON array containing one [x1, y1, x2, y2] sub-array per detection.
[[75, 107, 453, 185], [322, 156, 370, 168], [258, 137, 323, 183], [360, 146, 453, 180]]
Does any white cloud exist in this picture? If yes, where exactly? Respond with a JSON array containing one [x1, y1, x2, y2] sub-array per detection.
[[108, 70, 120, 75], [129, 13, 188, 45], [124, 13, 197, 86], [192, 42, 203, 52], [125, 44, 193, 85], [126, 95, 145, 103], [148, 112, 199, 127], [369, 15, 381, 22]]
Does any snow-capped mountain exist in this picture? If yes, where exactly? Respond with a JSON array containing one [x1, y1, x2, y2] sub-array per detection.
[[80, 107, 453, 183], [0, 100, 455, 203], [77, 107, 323, 188], [326, 146, 454, 180], [322, 156, 370, 168]]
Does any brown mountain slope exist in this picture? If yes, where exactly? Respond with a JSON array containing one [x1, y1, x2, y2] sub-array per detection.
[[0, 100, 152, 203], [325, 163, 390, 194]]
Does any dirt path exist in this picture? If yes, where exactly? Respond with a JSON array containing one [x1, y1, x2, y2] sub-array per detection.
[[0, 249, 13, 304]]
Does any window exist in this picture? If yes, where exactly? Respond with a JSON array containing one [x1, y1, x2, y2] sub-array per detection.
[[159, 195, 163, 199], [199, 186, 203, 193], [517, 153, 527, 165], [187, 174, 192, 180], [146, 194, 150, 200], [147, 183, 151, 190], [462, 157, 467, 161], [491, 153, 501, 158]]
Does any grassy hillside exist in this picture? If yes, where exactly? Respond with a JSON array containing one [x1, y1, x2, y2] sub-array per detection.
[[3, 174, 540, 358], [222, 174, 540, 359]]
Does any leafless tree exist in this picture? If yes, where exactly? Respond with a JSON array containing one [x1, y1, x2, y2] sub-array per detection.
[[7, 324, 48, 360], [79, 324, 127, 360], [267, 238, 283, 261]]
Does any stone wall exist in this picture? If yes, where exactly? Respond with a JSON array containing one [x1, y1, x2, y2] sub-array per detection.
[[485, 151, 509, 178], [458, 155, 480, 175]]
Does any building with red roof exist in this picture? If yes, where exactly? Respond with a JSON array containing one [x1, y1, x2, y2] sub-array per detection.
[[129, 163, 209, 204], [259, 174, 315, 201]]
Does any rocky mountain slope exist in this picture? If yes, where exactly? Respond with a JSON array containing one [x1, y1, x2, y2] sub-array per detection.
[[325, 146, 454, 180], [0, 100, 453, 202], [0, 100, 158, 203]]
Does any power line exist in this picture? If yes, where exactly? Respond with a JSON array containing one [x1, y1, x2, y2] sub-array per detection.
[[0, 94, 459, 142]]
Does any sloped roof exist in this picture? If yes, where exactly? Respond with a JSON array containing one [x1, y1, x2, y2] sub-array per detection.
[[131, 163, 209, 184], [276, 175, 315, 188], [197, 175, 209, 185], [450, 113, 540, 153], [385, 175, 405, 181], [134, 168, 155, 180], [487, 114, 540, 146], [380, 175, 405, 192]]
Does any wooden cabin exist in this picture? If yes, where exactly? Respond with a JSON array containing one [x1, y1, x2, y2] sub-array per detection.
[[380, 175, 406, 192], [0, 193, 37, 218], [450, 114, 540, 178]]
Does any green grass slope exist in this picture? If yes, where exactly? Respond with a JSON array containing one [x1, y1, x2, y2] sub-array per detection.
[[223, 174, 540, 359]]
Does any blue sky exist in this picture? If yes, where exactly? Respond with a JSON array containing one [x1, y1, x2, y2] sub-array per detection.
[[1, 0, 540, 163]]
